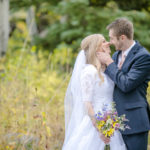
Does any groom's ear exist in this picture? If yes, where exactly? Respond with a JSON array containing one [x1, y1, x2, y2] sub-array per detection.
[[120, 35, 126, 40]]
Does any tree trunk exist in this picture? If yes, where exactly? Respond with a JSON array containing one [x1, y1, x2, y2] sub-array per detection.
[[26, 6, 38, 44], [0, 0, 9, 57]]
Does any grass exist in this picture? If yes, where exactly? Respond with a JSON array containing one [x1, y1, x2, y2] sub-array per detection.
[[0, 49, 68, 150]]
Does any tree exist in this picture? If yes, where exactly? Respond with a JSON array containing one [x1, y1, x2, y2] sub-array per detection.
[[9, 0, 150, 53], [0, 0, 9, 57], [26, 6, 38, 44], [33, 1, 150, 52], [89, 0, 150, 12]]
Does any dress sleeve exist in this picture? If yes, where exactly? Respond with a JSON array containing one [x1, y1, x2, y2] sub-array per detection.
[[80, 65, 97, 102]]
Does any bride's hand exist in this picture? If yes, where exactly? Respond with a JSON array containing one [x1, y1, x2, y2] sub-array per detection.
[[99, 133, 110, 144], [101, 42, 111, 54]]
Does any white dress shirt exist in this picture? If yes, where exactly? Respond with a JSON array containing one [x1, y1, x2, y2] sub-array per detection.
[[118, 41, 136, 67]]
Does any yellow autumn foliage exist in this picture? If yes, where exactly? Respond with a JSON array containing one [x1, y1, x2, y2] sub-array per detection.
[[0, 49, 71, 150]]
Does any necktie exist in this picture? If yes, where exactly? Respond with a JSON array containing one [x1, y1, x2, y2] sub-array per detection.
[[119, 53, 126, 69]]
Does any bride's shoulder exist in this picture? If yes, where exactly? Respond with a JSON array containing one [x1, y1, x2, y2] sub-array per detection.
[[82, 64, 97, 75]]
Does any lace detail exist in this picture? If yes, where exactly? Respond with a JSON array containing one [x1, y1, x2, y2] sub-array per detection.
[[80, 65, 97, 102], [80, 64, 114, 112]]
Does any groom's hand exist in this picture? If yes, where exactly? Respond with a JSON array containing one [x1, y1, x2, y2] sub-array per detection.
[[99, 133, 110, 144], [97, 52, 113, 66]]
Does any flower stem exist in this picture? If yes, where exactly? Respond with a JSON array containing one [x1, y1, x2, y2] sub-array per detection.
[[104, 144, 110, 150]]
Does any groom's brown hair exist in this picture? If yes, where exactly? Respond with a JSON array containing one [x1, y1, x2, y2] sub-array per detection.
[[106, 18, 134, 40]]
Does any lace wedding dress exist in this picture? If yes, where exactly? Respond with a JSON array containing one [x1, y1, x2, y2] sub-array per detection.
[[62, 51, 127, 150]]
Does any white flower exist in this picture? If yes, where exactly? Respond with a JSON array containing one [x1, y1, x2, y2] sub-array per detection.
[[106, 118, 112, 124]]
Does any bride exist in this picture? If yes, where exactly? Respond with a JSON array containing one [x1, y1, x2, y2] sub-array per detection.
[[62, 34, 127, 150]]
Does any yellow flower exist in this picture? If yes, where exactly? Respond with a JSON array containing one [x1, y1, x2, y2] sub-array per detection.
[[102, 128, 115, 137], [108, 128, 115, 137], [100, 121, 105, 126], [113, 122, 117, 127], [97, 120, 105, 130]]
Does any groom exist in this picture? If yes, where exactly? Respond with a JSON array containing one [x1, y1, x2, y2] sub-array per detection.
[[97, 18, 150, 150]]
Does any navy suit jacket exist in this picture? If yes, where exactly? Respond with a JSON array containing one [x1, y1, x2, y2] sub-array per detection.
[[105, 41, 150, 135]]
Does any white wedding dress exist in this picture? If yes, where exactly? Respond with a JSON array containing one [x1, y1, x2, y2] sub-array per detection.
[[62, 51, 127, 150]]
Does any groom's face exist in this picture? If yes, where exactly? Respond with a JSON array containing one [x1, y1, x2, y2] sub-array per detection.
[[109, 29, 123, 50]]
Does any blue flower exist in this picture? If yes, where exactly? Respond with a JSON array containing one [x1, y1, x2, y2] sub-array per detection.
[[98, 112, 102, 116]]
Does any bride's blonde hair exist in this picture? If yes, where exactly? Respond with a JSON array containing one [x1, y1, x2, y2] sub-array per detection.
[[81, 34, 105, 82]]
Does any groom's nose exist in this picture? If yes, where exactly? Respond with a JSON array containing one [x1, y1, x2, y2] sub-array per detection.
[[108, 42, 113, 46], [107, 42, 112, 46], [105, 42, 111, 48]]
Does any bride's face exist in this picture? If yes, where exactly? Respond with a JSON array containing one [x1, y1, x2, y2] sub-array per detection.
[[97, 39, 111, 54]]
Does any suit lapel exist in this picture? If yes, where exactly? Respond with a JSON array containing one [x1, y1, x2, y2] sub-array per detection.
[[121, 41, 140, 71], [114, 50, 121, 64]]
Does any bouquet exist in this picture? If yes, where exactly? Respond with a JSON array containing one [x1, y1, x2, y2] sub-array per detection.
[[95, 102, 130, 150]]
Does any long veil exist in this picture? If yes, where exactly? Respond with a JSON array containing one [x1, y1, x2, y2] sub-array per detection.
[[63, 50, 86, 146]]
